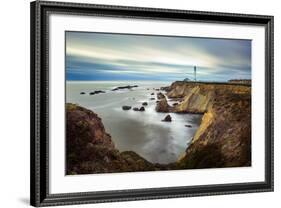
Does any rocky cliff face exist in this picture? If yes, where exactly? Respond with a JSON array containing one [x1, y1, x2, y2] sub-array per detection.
[[167, 81, 251, 168], [67, 81, 252, 174], [167, 81, 250, 113], [155, 97, 172, 112], [66, 103, 157, 174]]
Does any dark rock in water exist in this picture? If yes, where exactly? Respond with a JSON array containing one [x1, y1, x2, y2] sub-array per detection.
[[156, 100, 160, 103], [146, 88, 150, 90], [112, 85, 138, 91], [89, 90, 106, 95], [142, 102, 148, 106], [80, 92, 86, 95], [160, 86, 170, 92], [133, 107, 139, 111], [155, 88, 160, 91], [139, 106, 145, 111], [185, 124, 192, 128], [151, 93, 155, 95], [162, 114, 172, 122], [173, 102, 179, 106], [122, 106, 131, 110], [157, 92, 165, 100], [150, 98, 155, 100]]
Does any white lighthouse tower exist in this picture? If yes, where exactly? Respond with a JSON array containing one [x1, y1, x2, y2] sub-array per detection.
[[194, 66, 197, 81]]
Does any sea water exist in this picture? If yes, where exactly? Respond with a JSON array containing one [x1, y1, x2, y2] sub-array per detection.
[[66, 81, 202, 164]]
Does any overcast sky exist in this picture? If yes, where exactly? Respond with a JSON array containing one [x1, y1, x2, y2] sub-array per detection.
[[66, 31, 251, 82]]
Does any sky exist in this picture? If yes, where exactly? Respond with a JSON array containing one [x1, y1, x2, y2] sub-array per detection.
[[65, 31, 251, 82]]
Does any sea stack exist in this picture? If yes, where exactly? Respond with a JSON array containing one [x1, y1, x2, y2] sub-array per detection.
[[155, 98, 171, 112], [162, 114, 172, 122]]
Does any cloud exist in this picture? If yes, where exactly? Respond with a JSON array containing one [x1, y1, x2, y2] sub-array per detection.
[[66, 32, 251, 81]]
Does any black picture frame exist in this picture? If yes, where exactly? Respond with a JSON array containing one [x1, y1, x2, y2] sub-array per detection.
[[30, 0, 274, 207]]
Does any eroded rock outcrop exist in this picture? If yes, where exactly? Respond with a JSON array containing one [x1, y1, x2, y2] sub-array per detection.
[[157, 92, 165, 100], [67, 80, 252, 174], [66, 103, 156, 174], [155, 97, 172, 112], [167, 81, 252, 168], [160, 86, 170, 92]]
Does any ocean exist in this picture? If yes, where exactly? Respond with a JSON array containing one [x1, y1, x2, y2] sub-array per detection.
[[66, 81, 202, 164]]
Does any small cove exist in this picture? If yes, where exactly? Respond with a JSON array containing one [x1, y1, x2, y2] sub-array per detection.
[[66, 81, 202, 164]]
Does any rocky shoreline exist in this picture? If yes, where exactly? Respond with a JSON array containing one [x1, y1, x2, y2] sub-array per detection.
[[166, 81, 251, 168], [67, 81, 251, 174]]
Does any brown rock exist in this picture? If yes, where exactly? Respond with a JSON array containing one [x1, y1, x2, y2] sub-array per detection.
[[160, 86, 170, 92], [66, 103, 114, 168], [157, 92, 165, 100], [155, 98, 171, 112], [66, 103, 157, 175], [171, 81, 252, 169]]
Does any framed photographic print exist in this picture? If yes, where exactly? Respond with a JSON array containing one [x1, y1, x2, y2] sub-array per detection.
[[30, 0, 274, 207]]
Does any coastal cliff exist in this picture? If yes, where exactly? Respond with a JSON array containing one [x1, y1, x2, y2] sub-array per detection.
[[67, 81, 251, 174], [167, 81, 251, 168], [66, 103, 157, 174]]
